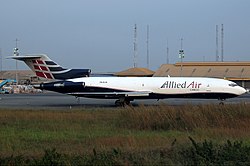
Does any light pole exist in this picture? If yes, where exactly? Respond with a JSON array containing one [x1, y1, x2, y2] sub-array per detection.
[[14, 38, 19, 84], [179, 38, 184, 76], [0, 48, 2, 80]]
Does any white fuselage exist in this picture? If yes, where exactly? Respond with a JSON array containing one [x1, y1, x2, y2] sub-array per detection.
[[64, 77, 246, 99]]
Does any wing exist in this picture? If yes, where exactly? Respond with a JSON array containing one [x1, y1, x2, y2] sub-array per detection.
[[67, 91, 151, 98]]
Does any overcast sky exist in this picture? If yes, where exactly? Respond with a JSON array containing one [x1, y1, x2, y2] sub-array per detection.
[[1, 0, 250, 72]]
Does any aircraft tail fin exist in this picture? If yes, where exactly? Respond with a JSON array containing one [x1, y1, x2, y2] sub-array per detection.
[[9, 54, 91, 80]]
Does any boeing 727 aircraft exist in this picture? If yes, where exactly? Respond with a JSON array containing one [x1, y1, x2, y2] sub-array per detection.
[[10, 54, 246, 106]]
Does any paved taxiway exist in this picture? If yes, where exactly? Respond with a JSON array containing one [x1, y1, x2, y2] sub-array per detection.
[[0, 92, 250, 109]]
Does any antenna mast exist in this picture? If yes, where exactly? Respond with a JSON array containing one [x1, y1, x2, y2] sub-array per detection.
[[133, 24, 138, 68], [221, 24, 224, 62], [166, 39, 169, 64], [0, 48, 2, 80], [146, 25, 149, 69], [216, 25, 219, 61]]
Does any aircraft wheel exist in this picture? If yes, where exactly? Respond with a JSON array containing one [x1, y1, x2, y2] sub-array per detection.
[[115, 100, 124, 107], [125, 100, 130, 105], [76, 97, 80, 104], [115, 100, 131, 107], [219, 101, 224, 105], [218, 98, 225, 105]]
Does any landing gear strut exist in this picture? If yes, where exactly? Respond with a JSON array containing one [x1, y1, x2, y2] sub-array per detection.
[[218, 98, 225, 105], [75, 96, 80, 104], [115, 98, 131, 107]]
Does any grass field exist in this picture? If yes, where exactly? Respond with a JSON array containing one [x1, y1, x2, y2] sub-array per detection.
[[0, 103, 250, 165]]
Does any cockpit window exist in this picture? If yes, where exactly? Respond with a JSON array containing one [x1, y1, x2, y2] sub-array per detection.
[[229, 83, 238, 87]]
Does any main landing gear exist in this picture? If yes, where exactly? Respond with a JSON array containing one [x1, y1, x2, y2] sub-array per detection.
[[218, 98, 225, 105], [115, 98, 132, 107]]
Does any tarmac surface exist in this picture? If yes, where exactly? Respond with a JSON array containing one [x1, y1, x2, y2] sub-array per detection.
[[0, 92, 250, 109]]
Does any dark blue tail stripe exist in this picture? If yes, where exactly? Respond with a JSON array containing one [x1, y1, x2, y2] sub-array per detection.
[[48, 67, 67, 71], [45, 61, 57, 65], [53, 69, 91, 79]]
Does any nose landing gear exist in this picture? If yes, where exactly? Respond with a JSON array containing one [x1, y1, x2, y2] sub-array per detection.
[[75, 96, 80, 104]]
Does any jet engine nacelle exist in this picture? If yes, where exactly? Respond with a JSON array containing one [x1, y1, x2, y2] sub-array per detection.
[[34, 81, 85, 93]]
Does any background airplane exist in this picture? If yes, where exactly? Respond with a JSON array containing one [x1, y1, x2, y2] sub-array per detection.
[[10, 54, 247, 106]]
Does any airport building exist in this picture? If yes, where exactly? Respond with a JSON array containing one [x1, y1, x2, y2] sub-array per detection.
[[114, 67, 155, 77], [153, 62, 250, 89]]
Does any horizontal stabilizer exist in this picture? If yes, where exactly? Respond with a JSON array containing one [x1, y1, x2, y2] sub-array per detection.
[[8, 55, 43, 60]]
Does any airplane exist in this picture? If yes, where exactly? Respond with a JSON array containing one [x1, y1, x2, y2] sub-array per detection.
[[10, 54, 247, 106]]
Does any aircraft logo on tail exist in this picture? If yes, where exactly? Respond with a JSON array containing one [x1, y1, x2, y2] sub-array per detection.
[[32, 59, 54, 79]]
